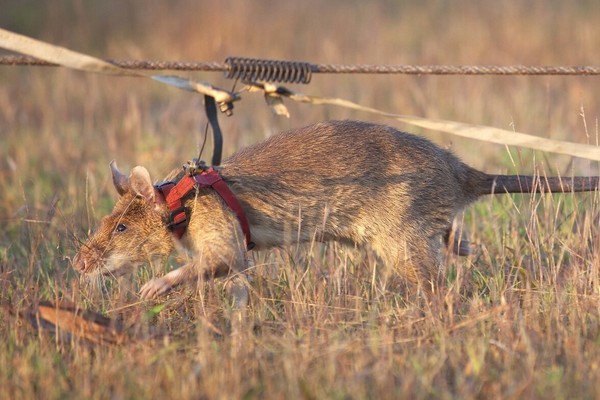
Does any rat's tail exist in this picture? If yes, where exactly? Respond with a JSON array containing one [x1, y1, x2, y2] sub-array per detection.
[[474, 174, 599, 196]]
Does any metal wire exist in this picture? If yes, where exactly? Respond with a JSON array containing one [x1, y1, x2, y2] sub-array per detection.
[[311, 63, 600, 76], [2, 54, 600, 76]]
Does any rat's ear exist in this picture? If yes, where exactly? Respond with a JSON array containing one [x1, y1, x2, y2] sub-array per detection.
[[129, 166, 155, 203], [110, 161, 130, 196]]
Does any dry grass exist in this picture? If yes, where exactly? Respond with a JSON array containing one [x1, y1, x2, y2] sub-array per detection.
[[2, 1, 600, 398]]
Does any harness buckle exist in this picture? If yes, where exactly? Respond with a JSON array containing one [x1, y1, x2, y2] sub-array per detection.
[[168, 205, 190, 230]]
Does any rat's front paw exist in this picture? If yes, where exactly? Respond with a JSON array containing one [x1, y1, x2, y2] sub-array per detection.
[[140, 277, 172, 300]]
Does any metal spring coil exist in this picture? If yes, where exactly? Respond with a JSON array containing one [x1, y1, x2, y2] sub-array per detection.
[[224, 57, 313, 84]]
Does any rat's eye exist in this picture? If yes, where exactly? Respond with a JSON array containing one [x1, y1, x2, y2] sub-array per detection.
[[115, 223, 127, 233]]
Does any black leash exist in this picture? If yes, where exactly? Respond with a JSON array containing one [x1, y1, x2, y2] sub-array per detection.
[[203, 95, 224, 167]]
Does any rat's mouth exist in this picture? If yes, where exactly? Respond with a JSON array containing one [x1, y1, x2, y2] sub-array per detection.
[[100, 266, 131, 278], [80, 259, 136, 279]]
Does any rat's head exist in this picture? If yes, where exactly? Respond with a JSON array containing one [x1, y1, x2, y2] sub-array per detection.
[[73, 161, 175, 277]]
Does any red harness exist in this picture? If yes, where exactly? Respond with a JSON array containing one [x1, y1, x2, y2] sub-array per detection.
[[155, 168, 254, 250]]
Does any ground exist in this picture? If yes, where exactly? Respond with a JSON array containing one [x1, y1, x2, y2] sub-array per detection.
[[1, 1, 600, 398]]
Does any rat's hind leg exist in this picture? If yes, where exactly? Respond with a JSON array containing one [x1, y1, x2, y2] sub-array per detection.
[[444, 226, 473, 256], [409, 239, 445, 295], [371, 232, 445, 296]]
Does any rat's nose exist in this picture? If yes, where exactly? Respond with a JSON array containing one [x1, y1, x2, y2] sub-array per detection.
[[73, 252, 87, 272]]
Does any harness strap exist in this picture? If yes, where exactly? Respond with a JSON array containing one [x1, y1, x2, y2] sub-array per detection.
[[155, 168, 255, 250]]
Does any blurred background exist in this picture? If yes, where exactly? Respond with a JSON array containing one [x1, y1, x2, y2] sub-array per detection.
[[1, 0, 600, 252], [2, 3, 600, 397]]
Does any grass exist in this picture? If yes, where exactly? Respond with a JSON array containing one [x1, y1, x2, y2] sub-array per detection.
[[2, 0, 600, 398]]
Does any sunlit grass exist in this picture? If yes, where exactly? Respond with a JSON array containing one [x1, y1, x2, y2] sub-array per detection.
[[2, 1, 600, 398]]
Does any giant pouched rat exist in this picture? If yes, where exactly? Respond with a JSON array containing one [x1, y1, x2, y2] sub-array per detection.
[[73, 120, 599, 298]]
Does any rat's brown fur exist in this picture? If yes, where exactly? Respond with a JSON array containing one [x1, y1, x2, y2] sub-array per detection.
[[73, 120, 599, 299]]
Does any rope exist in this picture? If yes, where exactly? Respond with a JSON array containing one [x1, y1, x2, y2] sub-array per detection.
[[250, 82, 600, 162], [2, 54, 600, 76]]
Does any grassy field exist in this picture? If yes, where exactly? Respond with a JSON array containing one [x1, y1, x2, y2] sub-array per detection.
[[2, 1, 600, 398]]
